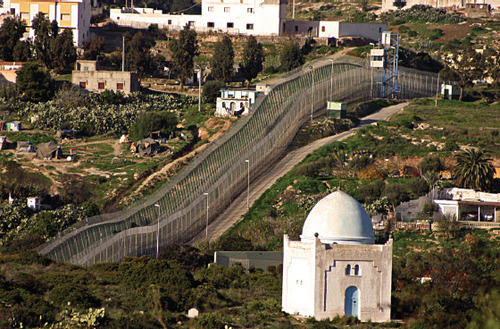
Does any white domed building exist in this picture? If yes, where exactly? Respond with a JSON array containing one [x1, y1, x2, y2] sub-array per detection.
[[282, 191, 393, 322]]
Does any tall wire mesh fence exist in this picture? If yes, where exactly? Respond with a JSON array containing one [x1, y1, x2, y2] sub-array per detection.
[[37, 56, 439, 265]]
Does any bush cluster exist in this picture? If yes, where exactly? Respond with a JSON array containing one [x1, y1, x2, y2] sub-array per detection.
[[8, 92, 195, 136], [380, 5, 464, 24]]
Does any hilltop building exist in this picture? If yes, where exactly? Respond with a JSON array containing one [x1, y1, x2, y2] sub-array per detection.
[[282, 191, 393, 322], [110, 0, 387, 41], [0, 0, 91, 46], [72, 60, 139, 94]]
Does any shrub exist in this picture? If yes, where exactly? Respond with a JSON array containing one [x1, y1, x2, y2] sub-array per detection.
[[129, 111, 178, 141], [49, 283, 100, 309], [407, 177, 429, 197], [357, 180, 385, 203], [419, 155, 444, 174], [202, 80, 225, 103]]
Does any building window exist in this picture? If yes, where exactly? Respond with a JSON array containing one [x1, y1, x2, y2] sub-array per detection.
[[208, 6, 214, 12], [354, 265, 360, 276], [207, 22, 214, 28], [321, 26, 325, 32], [247, 8, 254, 13], [246, 23, 253, 30], [117, 83, 124, 90], [84, 66, 89, 71], [168, 20, 172, 25], [379, 27, 382, 33], [21, 12, 29, 20], [224, 7, 230, 12], [79, 82, 86, 88], [295, 25, 298, 32], [98, 82, 105, 89], [227, 22, 234, 28], [61, 13, 70, 20], [345, 265, 351, 275]]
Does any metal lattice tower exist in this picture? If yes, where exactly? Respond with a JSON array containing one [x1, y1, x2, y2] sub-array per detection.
[[370, 32, 400, 99]]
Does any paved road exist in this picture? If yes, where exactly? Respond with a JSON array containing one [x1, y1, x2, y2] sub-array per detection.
[[189, 102, 409, 244]]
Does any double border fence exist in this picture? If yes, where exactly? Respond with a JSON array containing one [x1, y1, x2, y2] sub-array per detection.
[[38, 56, 438, 265]]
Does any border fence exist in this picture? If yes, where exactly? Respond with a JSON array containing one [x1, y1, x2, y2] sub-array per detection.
[[38, 56, 439, 265]]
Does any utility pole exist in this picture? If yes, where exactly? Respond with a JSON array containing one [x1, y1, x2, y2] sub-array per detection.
[[245, 159, 250, 208], [310, 65, 314, 121], [203, 192, 209, 238], [122, 35, 125, 72], [154, 203, 160, 258]]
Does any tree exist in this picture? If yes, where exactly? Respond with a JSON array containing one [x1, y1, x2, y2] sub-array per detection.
[[453, 149, 494, 191], [419, 154, 444, 175], [32, 13, 76, 71], [280, 39, 303, 72], [129, 111, 178, 141], [202, 80, 225, 103], [169, 25, 199, 88], [241, 36, 265, 89], [82, 36, 105, 60], [383, 183, 409, 211], [484, 49, 500, 93], [13, 40, 32, 62], [210, 36, 234, 82], [32, 13, 55, 67], [357, 0, 370, 12], [441, 46, 484, 101], [125, 31, 158, 77], [16, 62, 54, 102], [0, 17, 26, 61], [50, 29, 77, 72]]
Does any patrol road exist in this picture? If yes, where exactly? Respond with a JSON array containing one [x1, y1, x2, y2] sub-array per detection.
[[189, 102, 409, 244]]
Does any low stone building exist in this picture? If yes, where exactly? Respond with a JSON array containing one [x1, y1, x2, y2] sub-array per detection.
[[282, 191, 393, 322], [72, 60, 139, 95]]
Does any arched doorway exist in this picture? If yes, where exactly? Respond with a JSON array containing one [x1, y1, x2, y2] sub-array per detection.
[[344, 286, 359, 318]]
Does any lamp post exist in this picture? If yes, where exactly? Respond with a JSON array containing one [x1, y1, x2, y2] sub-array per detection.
[[203, 192, 209, 238], [245, 159, 250, 208], [328, 59, 334, 98], [196, 65, 202, 112], [154, 203, 160, 258], [309, 65, 314, 122]]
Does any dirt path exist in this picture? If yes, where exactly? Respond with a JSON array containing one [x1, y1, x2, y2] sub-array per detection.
[[189, 102, 409, 244]]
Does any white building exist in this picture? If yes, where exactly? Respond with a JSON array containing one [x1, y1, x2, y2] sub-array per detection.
[[1, 0, 91, 46], [434, 188, 500, 222], [215, 89, 260, 117], [282, 191, 393, 322], [110, 0, 386, 40], [110, 0, 287, 36], [284, 21, 387, 41]]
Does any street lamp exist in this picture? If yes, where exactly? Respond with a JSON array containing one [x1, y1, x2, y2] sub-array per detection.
[[309, 65, 314, 122], [203, 192, 209, 238], [245, 159, 250, 208], [196, 65, 203, 112], [154, 203, 160, 258], [328, 59, 334, 98]]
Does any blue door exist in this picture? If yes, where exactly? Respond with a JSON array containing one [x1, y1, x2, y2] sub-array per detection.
[[345, 286, 359, 318]]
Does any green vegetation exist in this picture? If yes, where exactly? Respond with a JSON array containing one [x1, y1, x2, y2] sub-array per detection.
[[380, 5, 464, 25], [8, 92, 195, 136], [129, 111, 178, 141], [0, 228, 498, 328]]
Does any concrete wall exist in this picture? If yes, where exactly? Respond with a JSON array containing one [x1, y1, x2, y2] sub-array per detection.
[[72, 70, 139, 94]]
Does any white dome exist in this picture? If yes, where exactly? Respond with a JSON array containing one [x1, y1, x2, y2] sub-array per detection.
[[301, 191, 375, 245]]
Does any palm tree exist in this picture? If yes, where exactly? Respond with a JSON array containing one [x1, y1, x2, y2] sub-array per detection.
[[453, 149, 494, 191]]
